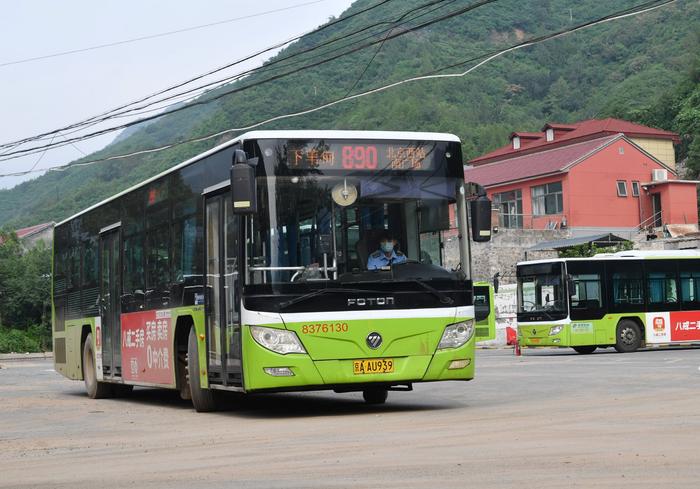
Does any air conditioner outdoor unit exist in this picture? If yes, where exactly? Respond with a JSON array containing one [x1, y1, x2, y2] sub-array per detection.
[[652, 169, 668, 181]]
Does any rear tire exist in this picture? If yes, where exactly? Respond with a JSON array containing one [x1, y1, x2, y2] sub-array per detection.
[[572, 345, 597, 354], [82, 332, 113, 399], [362, 387, 388, 405], [187, 328, 219, 412], [614, 320, 642, 353]]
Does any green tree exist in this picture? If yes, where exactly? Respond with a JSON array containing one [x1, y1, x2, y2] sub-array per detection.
[[0, 231, 51, 330]]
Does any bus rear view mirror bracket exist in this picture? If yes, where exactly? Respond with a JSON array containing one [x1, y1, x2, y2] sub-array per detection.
[[231, 149, 258, 214]]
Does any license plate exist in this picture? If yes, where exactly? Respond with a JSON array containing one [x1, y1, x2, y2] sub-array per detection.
[[530, 338, 541, 343], [353, 358, 394, 375]]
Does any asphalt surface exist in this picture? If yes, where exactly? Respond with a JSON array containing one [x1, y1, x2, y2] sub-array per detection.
[[1, 347, 699, 488]]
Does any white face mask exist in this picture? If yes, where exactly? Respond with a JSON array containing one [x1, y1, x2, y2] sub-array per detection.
[[381, 241, 394, 253]]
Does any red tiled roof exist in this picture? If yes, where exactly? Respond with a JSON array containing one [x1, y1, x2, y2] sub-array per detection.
[[0, 222, 54, 245], [510, 131, 541, 139], [464, 135, 619, 188], [15, 222, 54, 239], [471, 118, 680, 165]]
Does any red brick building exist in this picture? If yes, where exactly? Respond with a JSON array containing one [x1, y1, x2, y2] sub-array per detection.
[[464, 118, 697, 238]]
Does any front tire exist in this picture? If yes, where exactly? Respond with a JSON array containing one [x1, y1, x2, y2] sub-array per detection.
[[362, 387, 388, 405], [82, 332, 113, 399], [572, 345, 597, 354], [187, 328, 219, 412], [614, 320, 642, 353]]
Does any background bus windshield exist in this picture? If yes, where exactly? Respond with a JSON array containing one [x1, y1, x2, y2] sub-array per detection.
[[517, 262, 567, 319]]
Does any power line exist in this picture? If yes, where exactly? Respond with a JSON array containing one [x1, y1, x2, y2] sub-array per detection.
[[0, 0, 399, 150], [0, 0, 330, 68], [12, 0, 451, 148], [0, 0, 498, 159], [0, 0, 677, 177]]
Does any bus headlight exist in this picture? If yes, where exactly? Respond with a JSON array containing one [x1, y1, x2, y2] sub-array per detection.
[[549, 325, 563, 336], [438, 320, 475, 349], [250, 326, 307, 355]]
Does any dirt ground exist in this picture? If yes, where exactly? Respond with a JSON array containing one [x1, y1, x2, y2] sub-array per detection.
[[1, 347, 699, 488]]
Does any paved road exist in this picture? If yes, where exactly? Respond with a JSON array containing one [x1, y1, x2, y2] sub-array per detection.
[[1, 347, 699, 488]]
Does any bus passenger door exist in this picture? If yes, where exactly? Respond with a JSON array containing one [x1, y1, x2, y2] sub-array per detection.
[[204, 191, 242, 387], [99, 227, 121, 378]]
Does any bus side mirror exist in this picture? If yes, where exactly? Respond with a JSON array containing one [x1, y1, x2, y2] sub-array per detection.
[[470, 197, 492, 242], [231, 149, 258, 214]]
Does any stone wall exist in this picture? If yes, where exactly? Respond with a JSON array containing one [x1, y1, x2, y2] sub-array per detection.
[[469, 229, 566, 284]]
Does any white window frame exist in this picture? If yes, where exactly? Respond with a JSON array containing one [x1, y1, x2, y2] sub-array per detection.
[[616, 180, 628, 197]]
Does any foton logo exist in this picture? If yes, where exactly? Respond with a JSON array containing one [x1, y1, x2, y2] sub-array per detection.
[[653, 316, 665, 335], [347, 297, 395, 307]]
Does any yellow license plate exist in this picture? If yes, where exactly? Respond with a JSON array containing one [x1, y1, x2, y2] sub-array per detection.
[[530, 338, 541, 343], [353, 358, 394, 375]]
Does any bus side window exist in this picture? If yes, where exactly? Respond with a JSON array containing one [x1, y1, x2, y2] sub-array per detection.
[[679, 259, 700, 311], [570, 274, 602, 309], [645, 260, 679, 312], [607, 261, 644, 312]]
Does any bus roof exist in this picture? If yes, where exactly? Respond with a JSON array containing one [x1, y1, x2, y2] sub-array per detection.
[[517, 249, 700, 267], [56, 130, 461, 227]]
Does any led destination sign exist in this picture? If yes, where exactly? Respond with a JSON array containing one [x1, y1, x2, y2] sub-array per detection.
[[287, 140, 439, 172]]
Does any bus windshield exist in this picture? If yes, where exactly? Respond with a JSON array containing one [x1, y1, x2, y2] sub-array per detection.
[[517, 262, 567, 319], [246, 138, 465, 286]]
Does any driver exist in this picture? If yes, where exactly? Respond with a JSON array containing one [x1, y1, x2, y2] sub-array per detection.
[[367, 232, 407, 270]]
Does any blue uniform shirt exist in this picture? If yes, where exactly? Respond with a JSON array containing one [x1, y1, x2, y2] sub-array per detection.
[[367, 249, 406, 270]]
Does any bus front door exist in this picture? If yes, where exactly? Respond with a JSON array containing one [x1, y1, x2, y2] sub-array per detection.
[[99, 227, 121, 378], [205, 192, 242, 387]]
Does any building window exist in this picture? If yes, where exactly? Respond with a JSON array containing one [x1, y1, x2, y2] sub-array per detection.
[[631, 181, 640, 197], [545, 128, 554, 142], [617, 180, 628, 197], [531, 181, 563, 215], [494, 189, 523, 228]]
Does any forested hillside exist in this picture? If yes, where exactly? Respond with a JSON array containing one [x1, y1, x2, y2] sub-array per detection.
[[1, 0, 698, 227]]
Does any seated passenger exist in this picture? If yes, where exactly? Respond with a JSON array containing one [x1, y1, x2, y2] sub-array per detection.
[[367, 232, 407, 270]]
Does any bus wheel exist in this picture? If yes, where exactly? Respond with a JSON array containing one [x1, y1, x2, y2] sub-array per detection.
[[362, 387, 388, 405], [82, 332, 113, 399], [572, 346, 597, 354], [187, 328, 219, 412], [614, 320, 642, 353]]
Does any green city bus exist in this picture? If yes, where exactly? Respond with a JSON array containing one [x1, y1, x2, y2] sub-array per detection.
[[517, 250, 700, 354], [52, 130, 492, 411]]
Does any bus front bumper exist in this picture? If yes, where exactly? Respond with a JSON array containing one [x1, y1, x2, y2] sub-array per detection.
[[241, 338, 475, 392], [518, 324, 568, 347]]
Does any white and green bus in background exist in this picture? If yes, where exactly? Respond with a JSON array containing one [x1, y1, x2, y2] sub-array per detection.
[[473, 282, 495, 342], [517, 250, 700, 354], [52, 130, 493, 411]]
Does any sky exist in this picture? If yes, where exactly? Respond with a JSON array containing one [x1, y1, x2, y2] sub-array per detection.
[[0, 0, 355, 189]]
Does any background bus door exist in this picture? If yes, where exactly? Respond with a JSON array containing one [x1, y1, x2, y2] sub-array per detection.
[[99, 227, 121, 378], [204, 191, 242, 387]]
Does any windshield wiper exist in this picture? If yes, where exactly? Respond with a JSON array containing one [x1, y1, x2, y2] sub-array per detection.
[[405, 278, 454, 305], [278, 287, 377, 310]]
